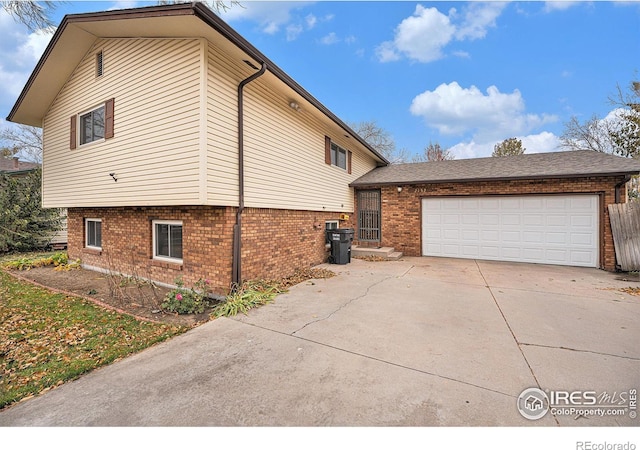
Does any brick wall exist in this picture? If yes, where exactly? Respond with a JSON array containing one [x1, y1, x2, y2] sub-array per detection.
[[68, 206, 351, 294], [241, 208, 353, 281], [355, 176, 626, 271]]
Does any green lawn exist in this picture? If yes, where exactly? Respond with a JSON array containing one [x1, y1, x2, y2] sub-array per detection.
[[0, 269, 186, 409]]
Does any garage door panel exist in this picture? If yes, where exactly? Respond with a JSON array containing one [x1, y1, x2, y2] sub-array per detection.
[[462, 246, 480, 257], [501, 215, 520, 225], [523, 214, 544, 226], [571, 215, 595, 227], [523, 231, 543, 243], [462, 229, 480, 240], [571, 232, 594, 245], [546, 232, 567, 244], [522, 247, 545, 260], [546, 215, 568, 226], [545, 249, 569, 263], [443, 229, 459, 239], [502, 231, 521, 242], [481, 230, 499, 241], [481, 214, 499, 225], [571, 250, 595, 265], [422, 195, 598, 267]]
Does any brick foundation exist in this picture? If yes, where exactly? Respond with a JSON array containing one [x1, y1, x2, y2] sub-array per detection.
[[68, 206, 352, 295], [354, 176, 627, 271]]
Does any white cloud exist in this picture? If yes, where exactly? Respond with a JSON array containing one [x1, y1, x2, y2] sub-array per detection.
[[543, 1, 580, 12], [320, 32, 339, 45], [107, 1, 140, 11], [219, 2, 310, 35], [0, 10, 54, 105], [376, 5, 455, 63], [376, 3, 507, 63], [452, 50, 470, 59], [455, 2, 507, 40], [286, 23, 304, 41], [519, 131, 561, 153], [409, 82, 558, 142], [305, 13, 317, 29], [344, 35, 356, 45], [449, 132, 561, 159], [375, 41, 400, 63]]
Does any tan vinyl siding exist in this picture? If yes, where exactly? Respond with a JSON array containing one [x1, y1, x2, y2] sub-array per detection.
[[241, 81, 377, 212], [42, 38, 202, 208], [206, 42, 242, 206]]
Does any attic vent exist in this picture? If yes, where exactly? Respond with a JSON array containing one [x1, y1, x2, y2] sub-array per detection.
[[96, 51, 103, 77]]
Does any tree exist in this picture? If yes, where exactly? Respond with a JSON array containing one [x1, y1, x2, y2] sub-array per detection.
[[1, 1, 56, 31], [492, 137, 526, 157], [560, 79, 640, 158], [0, 125, 43, 163], [413, 142, 455, 162], [0, 168, 61, 253], [609, 81, 640, 158], [2, 1, 240, 31], [349, 120, 409, 163]]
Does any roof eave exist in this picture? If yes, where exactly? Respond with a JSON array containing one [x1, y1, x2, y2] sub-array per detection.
[[349, 171, 640, 188]]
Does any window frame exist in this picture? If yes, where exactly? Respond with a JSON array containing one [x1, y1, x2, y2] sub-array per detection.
[[330, 142, 348, 170], [78, 104, 106, 147], [152, 220, 184, 264], [325, 220, 339, 231], [85, 218, 102, 250]]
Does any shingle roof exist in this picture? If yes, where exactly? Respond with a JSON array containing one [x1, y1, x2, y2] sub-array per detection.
[[0, 157, 40, 173], [351, 150, 640, 187]]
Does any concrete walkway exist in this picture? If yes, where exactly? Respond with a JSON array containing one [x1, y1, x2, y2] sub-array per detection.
[[1, 257, 639, 426]]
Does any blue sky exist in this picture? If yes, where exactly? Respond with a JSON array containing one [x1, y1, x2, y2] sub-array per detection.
[[1, 1, 639, 160]]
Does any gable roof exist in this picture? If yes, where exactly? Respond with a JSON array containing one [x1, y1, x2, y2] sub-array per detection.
[[7, 3, 388, 166], [351, 151, 640, 187]]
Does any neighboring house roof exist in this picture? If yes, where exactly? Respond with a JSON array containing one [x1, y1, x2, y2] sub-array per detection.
[[0, 157, 40, 174], [6, 3, 388, 166], [351, 150, 640, 187]]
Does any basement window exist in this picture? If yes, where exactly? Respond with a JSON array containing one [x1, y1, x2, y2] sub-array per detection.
[[85, 218, 102, 250], [325, 221, 339, 230], [153, 220, 183, 263], [96, 50, 103, 77]]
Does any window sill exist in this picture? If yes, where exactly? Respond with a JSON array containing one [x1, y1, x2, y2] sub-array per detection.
[[150, 259, 183, 271], [82, 247, 102, 256]]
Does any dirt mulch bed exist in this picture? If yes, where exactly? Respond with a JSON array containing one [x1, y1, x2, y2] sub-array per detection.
[[4, 267, 212, 327]]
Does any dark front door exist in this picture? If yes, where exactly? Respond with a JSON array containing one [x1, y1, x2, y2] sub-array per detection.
[[357, 189, 381, 243]]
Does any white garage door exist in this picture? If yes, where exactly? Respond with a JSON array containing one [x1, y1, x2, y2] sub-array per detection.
[[421, 195, 599, 267]]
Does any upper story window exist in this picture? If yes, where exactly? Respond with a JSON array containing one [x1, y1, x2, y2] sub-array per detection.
[[324, 136, 352, 174], [96, 50, 104, 77], [331, 143, 347, 170], [70, 98, 114, 150], [80, 105, 105, 145]]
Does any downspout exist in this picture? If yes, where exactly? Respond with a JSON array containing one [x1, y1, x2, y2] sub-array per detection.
[[614, 175, 631, 203], [232, 61, 266, 289]]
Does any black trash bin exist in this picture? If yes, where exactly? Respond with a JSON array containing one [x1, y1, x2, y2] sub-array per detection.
[[326, 228, 354, 264]]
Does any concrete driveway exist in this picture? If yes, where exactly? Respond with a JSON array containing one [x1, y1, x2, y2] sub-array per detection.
[[1, 257, 639, 426]]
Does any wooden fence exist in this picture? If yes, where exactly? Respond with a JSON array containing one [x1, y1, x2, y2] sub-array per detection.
[[608, 201, 640, 271]]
